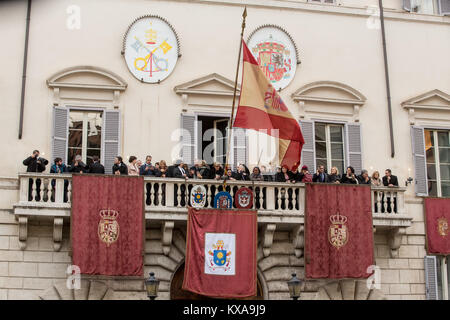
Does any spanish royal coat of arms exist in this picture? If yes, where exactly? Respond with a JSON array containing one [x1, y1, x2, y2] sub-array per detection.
[[213, 191, 233, 209], [328, 213, 348, 249], [207, 240, 232, 272], [98, 209, 120, 247], [190, 185, 207, 208], [438, 217, 448, 237]]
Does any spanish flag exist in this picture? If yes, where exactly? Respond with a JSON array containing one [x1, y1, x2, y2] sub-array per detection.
[[233, 40, 304, 170]]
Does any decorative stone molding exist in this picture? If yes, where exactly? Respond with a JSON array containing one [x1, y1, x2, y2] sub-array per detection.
[[47, 65, 128, 91], [262, 224, 277, 257], [53, 217, 64, 252], [291, 81, 366, 121], [314, 279, 386, 300], [387, 227, 407, 258], [18, 216, 27, 250], [174, 73, 240, 97], [40, 280, 114, 300], [161, 221, 175, 256], [401, 89, 450, 125], [291, 225, 304, 258]]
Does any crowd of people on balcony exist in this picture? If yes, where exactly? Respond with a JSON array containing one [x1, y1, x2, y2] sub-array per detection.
[[22, 150, 399, 188]]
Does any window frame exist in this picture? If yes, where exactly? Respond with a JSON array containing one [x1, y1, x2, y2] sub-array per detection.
[[437, 255, 450, 300], [66, 106, 105, 166], [313, 120, 346, 174], [308, 0, 336, 4], [425, 128, 450, 197], [406, 0, 439, 14]]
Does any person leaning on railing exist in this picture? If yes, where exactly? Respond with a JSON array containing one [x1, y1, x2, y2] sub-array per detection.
[[382, 168, 398, 213], [112, 156, 128, 175], [50, 157, 69, 202], [357, 169, 371, 185], [340, 166, 358, 184], [327, 166, 341, 183]]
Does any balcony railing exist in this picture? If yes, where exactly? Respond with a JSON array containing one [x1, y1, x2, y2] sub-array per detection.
[[12, 173, 413, 256]]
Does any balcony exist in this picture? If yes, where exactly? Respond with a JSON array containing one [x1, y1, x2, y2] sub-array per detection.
[[13, 173, 413, 258]]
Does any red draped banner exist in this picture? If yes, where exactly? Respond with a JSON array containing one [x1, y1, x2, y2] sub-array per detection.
[[305, 184, 374, 279], [182, 208, 257, 298], [71, 175, 144, 276], [424, 198, 450, 255]]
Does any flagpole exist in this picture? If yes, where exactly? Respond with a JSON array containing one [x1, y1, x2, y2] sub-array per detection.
[[224, 7, 247, 181]]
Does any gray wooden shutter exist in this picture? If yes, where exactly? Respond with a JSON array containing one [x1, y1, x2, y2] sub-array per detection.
[[181, 114, 195, 165], [424, 256, 439, 300], [403, 0, 412, 11], [411, 126, 428, 196], [52, 107, 68, 164], [233, 128, 247, 169], [299, 120, 315, 172], [346, 123, 363, 174], [103, 109, 120, 174], [438, 0, 450, 15]]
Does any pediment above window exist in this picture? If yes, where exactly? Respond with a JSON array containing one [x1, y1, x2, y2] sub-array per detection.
[[402, 89, 450, 125], [47, 66, 127, 91], [174, 73, 240, 112], [291, 81, 366, 122], [174, 73, 240, 97]]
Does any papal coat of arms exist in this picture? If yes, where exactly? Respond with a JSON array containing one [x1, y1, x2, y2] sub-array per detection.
[[98, 209, 120, 247], [204, 233, 236, 275], [190, 185, 207, 208], [328, 213, 348, 249], [438, 217, 448, 237], [235, 187, 254, 209]]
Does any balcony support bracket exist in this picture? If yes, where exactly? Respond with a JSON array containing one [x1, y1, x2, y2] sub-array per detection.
[[53, 217, 64, 251], [291, 225, 304, 258], [388, 227, 407, 258], [18, 216, 28, 250], [262, 224, 276, 257], [161, 221, 174, 256]]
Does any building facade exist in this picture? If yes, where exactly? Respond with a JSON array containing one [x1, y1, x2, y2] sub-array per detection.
[[0, 0, 449, 300]]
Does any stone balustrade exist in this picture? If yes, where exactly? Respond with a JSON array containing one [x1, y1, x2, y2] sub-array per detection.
[[13, 173, 413, 256]]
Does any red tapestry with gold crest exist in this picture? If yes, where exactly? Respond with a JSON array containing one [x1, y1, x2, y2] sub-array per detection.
[[424, 198, 450, 255], [305, 184, 374, 279], [71, 175, 144, 276]]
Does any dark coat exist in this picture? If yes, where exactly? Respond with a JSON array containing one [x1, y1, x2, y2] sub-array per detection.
[[23, 156, 48, 173], [275, 172, 290, 182], [112, 162, 128, 175], [383, 175, 398, 187], [173, 166, 187, 178], [357, 175, 371, 185], [70, 161, 87, 173], [327, 174, 341, 183], [313, 172, 328, 183], [89, 162, 105, 174], [139, 163, 156, 176], [209, 166, 224, 179], [289, 171, 304, 183], [50, 164, 68, 174], [166, 165, 177, 178], [340, 174, 358, 184], [235, 171, 250, 181]]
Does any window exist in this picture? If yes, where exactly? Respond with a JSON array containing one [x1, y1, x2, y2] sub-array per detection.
[[68, 110, 102, 167], [406, 0, 438, 14], [425, 129, 450, 197], [315, 123, 345, 174], [436, 256, 450, 300]]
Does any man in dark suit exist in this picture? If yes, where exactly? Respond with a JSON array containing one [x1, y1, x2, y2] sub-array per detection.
[[383, 169, 398, 187], [312, 165, 328, 183], [173, 160, 188, 179], [357, 169, 371, 184], [382, 168, 398, 213], [88, 156, 105, 174]]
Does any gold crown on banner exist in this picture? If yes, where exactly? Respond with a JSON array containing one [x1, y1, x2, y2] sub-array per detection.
[[329, 212, 347, 225], [99, 209, 119, 220]]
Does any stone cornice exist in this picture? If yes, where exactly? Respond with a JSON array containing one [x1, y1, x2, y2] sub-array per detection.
[[167, 0, 450, 25]]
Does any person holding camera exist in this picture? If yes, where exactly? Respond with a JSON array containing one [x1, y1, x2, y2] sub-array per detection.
[[23, 150, 48, 201], [313, 165, 328, 183]]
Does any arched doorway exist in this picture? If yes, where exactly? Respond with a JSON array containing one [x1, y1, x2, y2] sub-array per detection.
[[170, 262, 264, 300]]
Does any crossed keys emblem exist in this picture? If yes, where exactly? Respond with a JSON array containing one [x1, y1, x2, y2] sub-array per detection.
[[132, 36, 172, 77]]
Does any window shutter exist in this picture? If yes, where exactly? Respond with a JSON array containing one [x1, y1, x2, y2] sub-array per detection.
[[299, 120, 315, 172], [403, 0, 412, 11], [411, 126, 428, 196], [232, 128, 247, 169], [438, 0, 450, 15], [52, 107, 68, 164], [424, 256, 439, 300], [346, 123, 363, 174], [181, 114, 195, 165], [102, 109, 120, 174]]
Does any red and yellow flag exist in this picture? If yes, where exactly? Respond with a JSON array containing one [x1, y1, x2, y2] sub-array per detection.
[[233, 40, 304, 170]]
